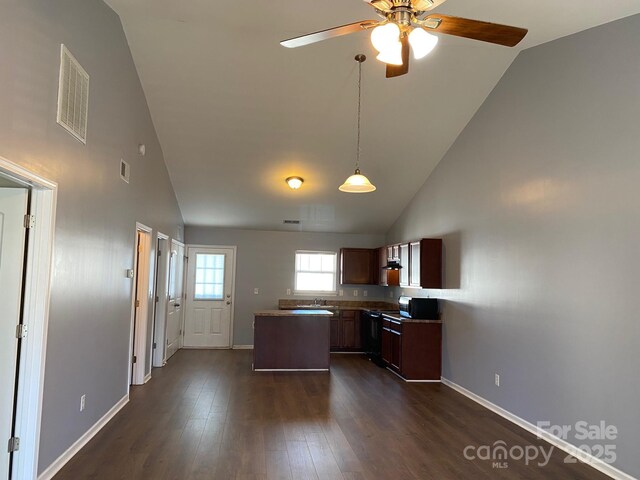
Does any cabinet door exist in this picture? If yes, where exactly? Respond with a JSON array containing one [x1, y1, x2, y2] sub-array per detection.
[[420, 239, 443, 289], [379, 247, 388, 286], [330, 317, 341, 349], [340, 248, 375, 285], [392, 245, 399, 261], [399, 244, 409, 287], [341, 311, 357, 348], [390, 329, 402, 371], [409, 241, 421, 287], [381, 328, 392, 364]]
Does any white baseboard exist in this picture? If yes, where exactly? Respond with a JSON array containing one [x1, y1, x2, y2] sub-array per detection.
[[440, 378, 636, 480], [38, 394, 129, 480], [232, 345, 253, 349], [143, 372, 152, 384]]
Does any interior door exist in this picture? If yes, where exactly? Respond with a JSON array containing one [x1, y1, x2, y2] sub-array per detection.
[[184, 246, 235, 348], [165, 241, 185, 360], [152, 237, 169, 367], [0, 188, 29, 478]]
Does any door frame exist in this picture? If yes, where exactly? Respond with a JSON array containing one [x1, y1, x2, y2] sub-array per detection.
[[128, 223, 154, 387], [172, 239, 186, 352], [151, 232, 170, 368], [0, 156, 57, 480], [185, 244, 237, 348]]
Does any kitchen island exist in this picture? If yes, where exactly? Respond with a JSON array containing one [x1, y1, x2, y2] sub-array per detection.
[[253, 310, 333, 371]]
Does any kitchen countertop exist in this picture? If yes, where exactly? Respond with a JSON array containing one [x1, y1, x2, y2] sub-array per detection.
[[382, 312, 442, 324], [255, 309, 334, 317]]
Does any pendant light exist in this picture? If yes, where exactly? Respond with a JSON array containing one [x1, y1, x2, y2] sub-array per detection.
[[339, 54, 376, 193]]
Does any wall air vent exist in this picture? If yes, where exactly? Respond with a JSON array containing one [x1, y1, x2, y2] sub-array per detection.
[[120, 159, 130, 184], [57, 45, 90, 144], [283, 220, 301, 225]]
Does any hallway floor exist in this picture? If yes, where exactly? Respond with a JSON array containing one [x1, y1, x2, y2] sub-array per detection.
[[53, 349, 607, 479]]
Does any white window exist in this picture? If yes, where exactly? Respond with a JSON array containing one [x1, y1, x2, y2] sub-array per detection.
[[294, 251, 337, 294], [194, 253, 225, 300]]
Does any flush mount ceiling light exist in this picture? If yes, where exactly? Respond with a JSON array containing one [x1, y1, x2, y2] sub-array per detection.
[[280, 0, 528, 78], [339, 55, 376, 194], [286, 176, 304, 190]]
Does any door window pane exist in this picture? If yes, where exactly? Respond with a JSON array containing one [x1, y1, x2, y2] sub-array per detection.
[[195, 253, 225, 300]]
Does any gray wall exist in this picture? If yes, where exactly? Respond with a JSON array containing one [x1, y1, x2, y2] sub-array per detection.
[[0, 0, 183, 473], [185, 227, 388, 345], [387, 15, 640, 477]]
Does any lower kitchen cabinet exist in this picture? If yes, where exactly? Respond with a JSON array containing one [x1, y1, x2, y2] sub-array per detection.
[[330, 310, 362, 351], [381, 316, 441, 381]]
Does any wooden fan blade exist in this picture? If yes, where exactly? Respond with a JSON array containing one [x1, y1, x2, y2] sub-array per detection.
[[425, 14, 528, 47], [280, 20, 378, 48], [386, 35, 410, 78]]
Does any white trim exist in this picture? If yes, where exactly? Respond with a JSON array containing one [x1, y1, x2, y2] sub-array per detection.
[[37, 394, 129, 480], [0, 157, 57, 480], [232, 345, 254, 350], [127, 223, 153, 388], [441, 378, 636, 480], [143, 372, 152, 384]]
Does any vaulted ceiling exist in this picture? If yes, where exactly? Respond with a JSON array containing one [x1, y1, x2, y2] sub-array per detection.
[[105, 0, 640, 233]]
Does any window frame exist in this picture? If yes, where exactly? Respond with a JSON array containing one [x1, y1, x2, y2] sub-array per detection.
[[293, 250, 338, 296]]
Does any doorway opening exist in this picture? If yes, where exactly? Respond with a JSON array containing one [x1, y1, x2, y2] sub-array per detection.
[[165, 240, 186, 360], [129, 224, 154, 386], [151, 233, 169, 367], [0, 157, 57, 480]]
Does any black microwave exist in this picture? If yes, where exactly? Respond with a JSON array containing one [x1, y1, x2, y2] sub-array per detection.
[[398, 296, 439, 320]]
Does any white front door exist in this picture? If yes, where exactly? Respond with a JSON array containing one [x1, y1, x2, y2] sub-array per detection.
[[165, 241, 185, 359], [0, 188, 29, 478], [184, 246, 235, 348]]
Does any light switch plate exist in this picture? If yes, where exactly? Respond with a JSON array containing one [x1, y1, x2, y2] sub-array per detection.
[[254, 288, 259, 295]]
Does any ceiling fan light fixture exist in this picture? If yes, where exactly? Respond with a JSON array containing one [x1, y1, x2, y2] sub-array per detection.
[[408, 27, 438, 59], [376, 41, 404, 65], [370, 23, 400, 53], [286, 176, 304, 190], [339, 169, 377, 193]]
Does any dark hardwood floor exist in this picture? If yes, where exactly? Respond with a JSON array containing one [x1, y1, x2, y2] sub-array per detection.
[[54, 350, 608, 479]]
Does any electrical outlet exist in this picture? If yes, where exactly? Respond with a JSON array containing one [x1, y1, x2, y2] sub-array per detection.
[[80, 394, 86, 411], [389, 291, 394, 298], [286, 288, 291, 295], [363, 290, 368, 297], [353, 289, 359, 297], [253, 288, 259, 295], [339, 289, 344, 297], [495, 374, 500, 387]]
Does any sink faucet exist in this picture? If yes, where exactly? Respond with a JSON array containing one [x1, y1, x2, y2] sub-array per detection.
[[313, 297, 322, 306]]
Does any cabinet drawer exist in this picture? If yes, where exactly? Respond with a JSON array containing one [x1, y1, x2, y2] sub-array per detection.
[[340, 310, 356, 319]]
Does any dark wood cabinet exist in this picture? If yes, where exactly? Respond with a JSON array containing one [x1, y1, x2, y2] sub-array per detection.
[[381, 315, 441, 381], [340, 248, 378, 285], [418, 238, 443, 289], [330, 310, 362, 351]]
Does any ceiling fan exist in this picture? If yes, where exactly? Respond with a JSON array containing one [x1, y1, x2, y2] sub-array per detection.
[[281, 0, 528, 78]]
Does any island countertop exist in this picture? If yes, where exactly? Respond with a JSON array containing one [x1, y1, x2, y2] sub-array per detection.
[[254, 309, 334, 316]]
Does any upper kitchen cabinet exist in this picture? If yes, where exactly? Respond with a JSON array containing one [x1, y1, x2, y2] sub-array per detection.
[[340, 248, 378, 285], [412, 238, 443, 289], [379, 246, 399, 287], [399, 244, 410, 287]]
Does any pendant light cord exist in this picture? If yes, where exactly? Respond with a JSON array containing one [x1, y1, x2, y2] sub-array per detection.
[[356, 59, 362, 172]]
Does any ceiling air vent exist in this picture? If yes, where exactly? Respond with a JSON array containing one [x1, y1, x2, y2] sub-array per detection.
[[120, 159, 130, 184], [57, 45, 90, 144], [283, 220, 301, 225]]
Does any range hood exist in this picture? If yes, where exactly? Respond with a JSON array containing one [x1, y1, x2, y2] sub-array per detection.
[[382, 260, 403, 270]]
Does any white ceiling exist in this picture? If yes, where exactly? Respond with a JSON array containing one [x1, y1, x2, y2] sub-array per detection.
[[105, 0, 640, 233]]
